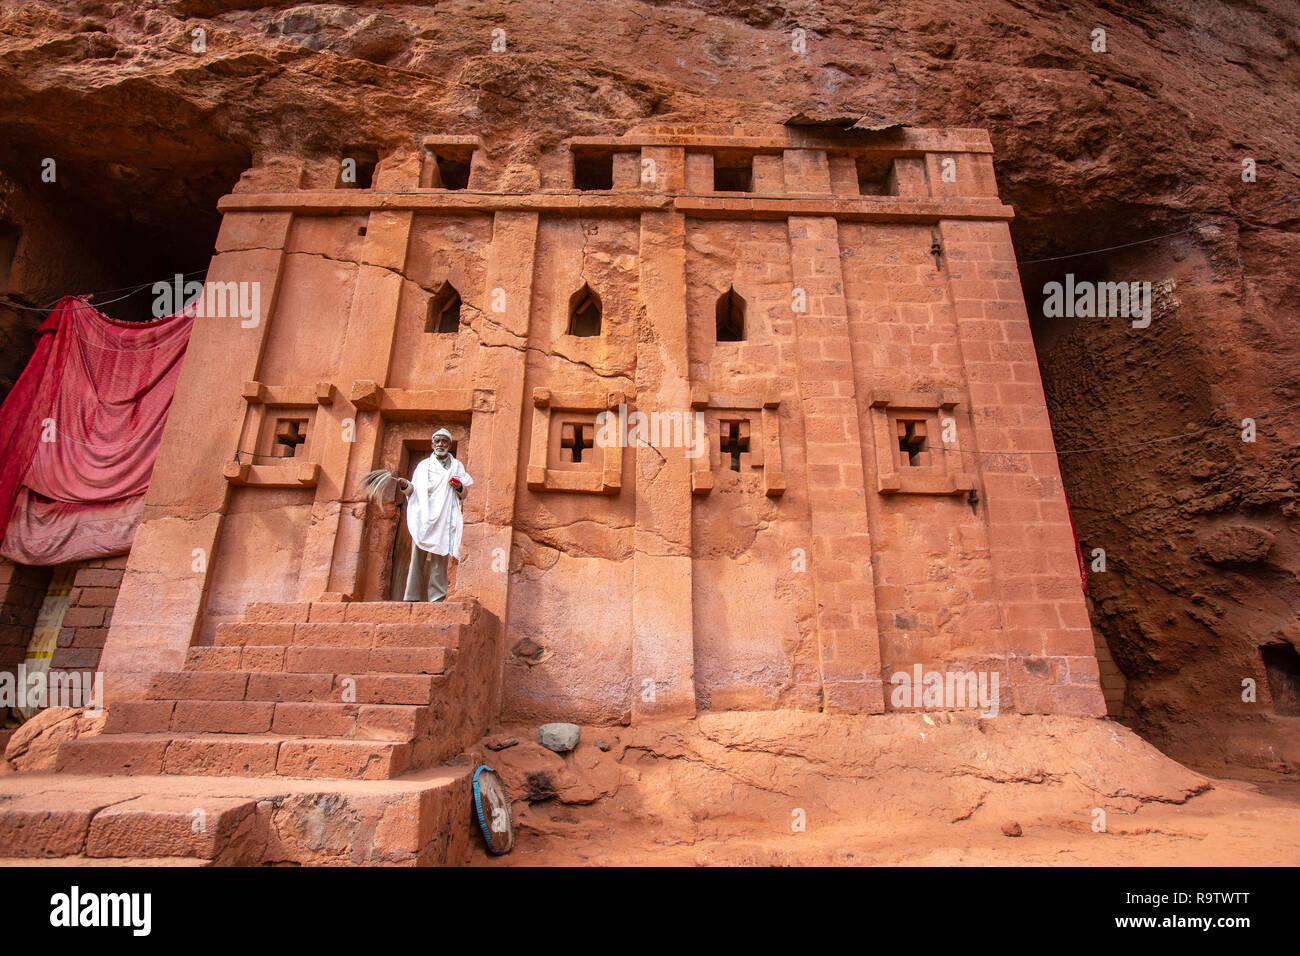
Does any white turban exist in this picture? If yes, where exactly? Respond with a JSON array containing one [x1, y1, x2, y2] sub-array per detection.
[[432, 428, 452, 441]]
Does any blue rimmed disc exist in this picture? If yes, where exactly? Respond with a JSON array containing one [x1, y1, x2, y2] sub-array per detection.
[[472, 765, 514, 854]]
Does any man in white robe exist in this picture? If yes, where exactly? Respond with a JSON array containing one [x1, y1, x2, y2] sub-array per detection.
[[397, 428, 473, 602]]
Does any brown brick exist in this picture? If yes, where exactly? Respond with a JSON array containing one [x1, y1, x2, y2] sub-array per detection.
[[1066, 656, 1100, 683], [357, 704, 429, 740], [172, 700, 274, 734], [162, 736, 280, 776], [74, 586, 119, 608], [285, 646, 369, 674], [344, 602, 411, 623], [75, 569, 123, 588], [271, 702, 357, 737], [214, 622, 295, 646], [374, 623, 459, 648], [246, 672, 334, 702], [104, 700, 175, 733], [292, 622, 375, 647], [307, 602, 347, 622], [56, 736, 168, 775], [369, 647, 449, 674], [145, 671, 248, 701], [71, 627, 108, 649], [240, 646, 286, 672], [344, 674, 436, 705], [244, 602, 310, 623], [50, 648, 101, 670], [186, 646, 241, 671], [275, 740, 409, 780]]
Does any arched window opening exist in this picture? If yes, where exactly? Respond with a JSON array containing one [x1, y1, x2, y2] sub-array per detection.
[[567, 283, 602, 337], [426, 281, 462, 334], [716, 286, 745, 342]]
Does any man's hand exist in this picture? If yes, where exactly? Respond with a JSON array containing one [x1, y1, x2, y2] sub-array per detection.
[[449, 476, 464, 499], [397, 478, 413, 495]]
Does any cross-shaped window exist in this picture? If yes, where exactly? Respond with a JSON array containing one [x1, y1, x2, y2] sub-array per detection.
[[720, 420, 749, 472], [274, 419, 309, 459], [897, 420, 929, 467], [560, 422, 594, 463]]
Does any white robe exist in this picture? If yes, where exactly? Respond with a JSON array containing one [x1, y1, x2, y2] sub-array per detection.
[[405, 453, 473, 559]]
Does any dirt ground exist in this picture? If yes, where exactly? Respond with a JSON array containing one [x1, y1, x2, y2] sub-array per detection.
[[468, 712, 1300, 866]]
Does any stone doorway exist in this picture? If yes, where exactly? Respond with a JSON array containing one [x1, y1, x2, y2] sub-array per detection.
[[358, 420, 471, 603], [386, 438, 462, 601]]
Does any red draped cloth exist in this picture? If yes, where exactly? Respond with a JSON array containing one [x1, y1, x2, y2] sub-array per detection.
[[0, 296, 194, 565]]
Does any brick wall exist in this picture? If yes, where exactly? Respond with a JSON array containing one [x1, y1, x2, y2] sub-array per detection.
[[0, 559, 53, 680], [0, 556, 126, 697], [51, 556, 127, 682]]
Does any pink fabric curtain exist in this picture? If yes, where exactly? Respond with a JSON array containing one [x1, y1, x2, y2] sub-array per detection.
[[0, 295, 194, 565]]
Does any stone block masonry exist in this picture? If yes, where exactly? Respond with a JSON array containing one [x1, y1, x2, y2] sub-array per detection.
[[87, 123, 1102, 722]]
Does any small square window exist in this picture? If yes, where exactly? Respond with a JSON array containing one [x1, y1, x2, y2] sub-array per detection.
[[714, 153, 752, 192], [573, 150, 614, 190], [273, 418, 310, 459], [422, 146, 473, 189], [856, 155, 893, 196], [896, 419, 930, 467], [337, 149, 377, 189]]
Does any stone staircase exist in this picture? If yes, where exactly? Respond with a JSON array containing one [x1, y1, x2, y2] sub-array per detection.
[[0, 599, 498, 865], [56, 600, 496, 780]]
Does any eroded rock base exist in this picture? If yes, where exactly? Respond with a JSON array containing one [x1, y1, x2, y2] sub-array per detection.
[[469, 712, 1300, 866]]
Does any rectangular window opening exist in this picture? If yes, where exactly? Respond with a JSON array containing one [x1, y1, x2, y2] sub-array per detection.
[[422, 146, 474, 190], [573, 149, 614, 190], [713, 152, 753, 193], [856, 155, 893, 196], [337, 149, 378, 190]]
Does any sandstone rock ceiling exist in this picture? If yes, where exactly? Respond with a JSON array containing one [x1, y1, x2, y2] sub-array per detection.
[[0, 0, 1297, 767]]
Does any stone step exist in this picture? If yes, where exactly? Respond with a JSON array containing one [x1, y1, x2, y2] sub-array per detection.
[[0, 855, 210, 866], [186, 645, 451, 675], [85, 795, 257, 861], [0, 791, 143, 858], [56, 734, 412, 780], [243, 600, 474, 626], [105, 700, 429, 740], [0, 764, 476, 865], [141, 671, 440, 706], [213, 620, 461, 649]]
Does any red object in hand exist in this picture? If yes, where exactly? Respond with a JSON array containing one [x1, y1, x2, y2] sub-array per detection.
[[449, 477, 462, 489]]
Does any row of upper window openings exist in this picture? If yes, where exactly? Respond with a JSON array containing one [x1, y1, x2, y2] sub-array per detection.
[[426, 282, 747, 341], [336, 148, 891, 194]]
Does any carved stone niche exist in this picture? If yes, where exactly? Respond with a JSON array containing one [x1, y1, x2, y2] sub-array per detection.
[[223, 380, 334, 487], [689, 388, 785, 497], [526, 387, 624, 494], [869, 387, 974, 496]]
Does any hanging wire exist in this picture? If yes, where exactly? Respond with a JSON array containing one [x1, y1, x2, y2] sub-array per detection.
[[1018, 194, 1300, 264]]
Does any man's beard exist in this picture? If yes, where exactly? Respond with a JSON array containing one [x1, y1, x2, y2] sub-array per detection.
[[434, 447, 449, 460]]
